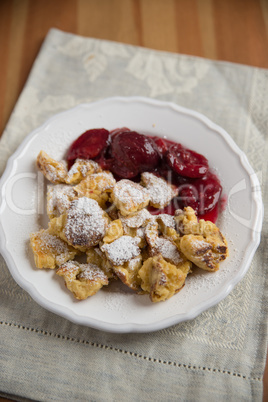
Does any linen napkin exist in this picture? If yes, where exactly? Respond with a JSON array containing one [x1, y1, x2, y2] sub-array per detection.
[[0, 28, 267, 401]]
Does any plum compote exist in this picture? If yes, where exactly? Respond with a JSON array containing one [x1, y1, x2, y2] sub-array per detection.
[[109, 131, 160, 179], [66, 128, 223, 222], [67, 128, 109, 169]]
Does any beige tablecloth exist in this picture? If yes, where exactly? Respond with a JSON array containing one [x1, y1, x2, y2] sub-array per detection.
[[0, 29, 267, 401]]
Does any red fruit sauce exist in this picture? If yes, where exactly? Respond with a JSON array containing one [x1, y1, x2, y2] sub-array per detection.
[[66, 128, 224, 223]]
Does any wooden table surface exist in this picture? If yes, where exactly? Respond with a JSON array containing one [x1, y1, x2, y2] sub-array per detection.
[[0, 0, 267, 400]]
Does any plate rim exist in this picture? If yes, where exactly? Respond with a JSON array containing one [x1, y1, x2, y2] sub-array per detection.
[[0, 96, 264, 333]]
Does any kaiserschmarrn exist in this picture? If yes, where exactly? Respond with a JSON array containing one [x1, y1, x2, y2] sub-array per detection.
[[30, 150, 229, 302]]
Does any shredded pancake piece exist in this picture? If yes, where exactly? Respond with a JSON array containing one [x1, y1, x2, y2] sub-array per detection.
[[141, 172, 178, 208], [65, 159, 101, 185], [49, 197, 108, 249], [37, 150, 67, 184], [138, 255, 187, 302], [30, 229, 77, 269], [111, 179, 150, 216], [74, 171, 116, 207], [47, 184, 77, 219], [86, 247, 115, 279], [101, 235, 141, 266], [57, 261, 108, 300], [113, 255, 143, 291], [144, 220, 159, 248], [64, 197, 108, 248], [156, 214, 175, 230], [175, 206, 199, 235], [103, 219, 124, 244], [119, 208, 153, 229], [144, 217, 191, 273], [180, 233, 228, 272], [175, 207, 228, 271], [150, 237, 183, 265]]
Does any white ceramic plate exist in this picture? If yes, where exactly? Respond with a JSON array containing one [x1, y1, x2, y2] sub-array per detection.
[[0, 97, 263, 333]]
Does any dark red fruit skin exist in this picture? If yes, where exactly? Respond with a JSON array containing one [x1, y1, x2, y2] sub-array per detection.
[[94, 150, 112, 171], [166, 143, 209, 178], [177, 171, 222, 216], [109, 131, 160, 179], [110, 127, 131, 137], [197, 172, 222, 215], [153, 160, 189, 186], [177, 182, 199, 213], [150, 136, 176, 157], [66, 128, 110, 167]]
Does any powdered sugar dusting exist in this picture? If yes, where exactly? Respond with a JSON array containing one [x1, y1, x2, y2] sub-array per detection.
[[37, 150, 67, 183], [58, 260, 108, 283], [64, 197, 107, 247], [67, 163, 79, 176], [191, 238, 211, 252], [157, 214, 175, 228], [87, 171, 116, 191], [37, 231, 70, 254], [47, 184, 76, 217], [152, 237, 183, 265], [78, 263, 108, 282], [141, 172, 177, 208], [31, 229, 73, 265], [113, 180, 149, 210], [59, 260, 79, 275], [66, 158, 100, 181], [120, 208, 153, 228], [127, 255, 142, 271], [101, 235, 141, 266]]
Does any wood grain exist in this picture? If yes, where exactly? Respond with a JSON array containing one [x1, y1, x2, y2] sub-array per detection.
[[213, 0, 268, 67], [197, 0, 217, 59], [0, 0, 267, 400], [0, 0, 12, 133], [1, 0, 268, 137], [139, 0, 178, 51]]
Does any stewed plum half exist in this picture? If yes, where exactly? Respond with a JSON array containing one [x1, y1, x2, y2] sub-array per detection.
[[109, 131, 160, 179], [177, 171, 222, 215], [66, 128, 110, 167], [166, 143, 209, 178]]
